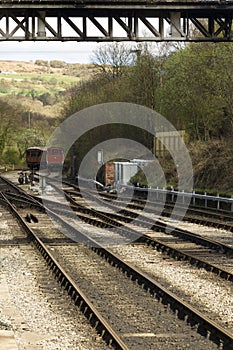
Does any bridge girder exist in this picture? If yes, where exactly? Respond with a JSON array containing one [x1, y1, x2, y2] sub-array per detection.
[[0, 2, 232, 41]]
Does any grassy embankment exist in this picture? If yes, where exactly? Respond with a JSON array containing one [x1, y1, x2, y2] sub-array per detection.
[[0, 60, 97, 118]]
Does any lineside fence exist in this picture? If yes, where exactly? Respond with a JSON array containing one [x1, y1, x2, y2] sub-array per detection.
[[128, 186, 233, 212]]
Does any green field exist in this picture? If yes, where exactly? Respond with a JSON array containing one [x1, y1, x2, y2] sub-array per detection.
[[0, 72, 80, 97], [0, 60, 97, 119]]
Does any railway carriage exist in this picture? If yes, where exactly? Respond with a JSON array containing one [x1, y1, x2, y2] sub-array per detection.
[[46, 147, 64, 170], [26, 146, 64, 170], [25, 147, 47, 170]]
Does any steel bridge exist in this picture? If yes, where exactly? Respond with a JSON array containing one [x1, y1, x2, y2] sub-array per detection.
[[0, 0, 232, 42]]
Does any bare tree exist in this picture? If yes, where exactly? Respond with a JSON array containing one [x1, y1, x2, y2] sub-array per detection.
[[91, 42, 135, 79]]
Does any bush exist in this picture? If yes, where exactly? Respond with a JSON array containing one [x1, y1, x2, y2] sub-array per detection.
[[190, 140, 233, 192], [35, 59, 48, 67], [50, 60, 67, 68], [3, 149, 20, 165], [37, 92, 56, 106]]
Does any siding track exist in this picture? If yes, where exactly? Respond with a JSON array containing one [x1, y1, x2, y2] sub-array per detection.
[[3, 174, 233, 349]]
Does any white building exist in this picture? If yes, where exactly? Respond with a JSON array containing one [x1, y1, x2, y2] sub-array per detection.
[[114, 159, 153, 187], [114, 162, 138, 187]]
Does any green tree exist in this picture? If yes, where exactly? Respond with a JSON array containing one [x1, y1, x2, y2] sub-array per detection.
[[0, 98, 21, 159], [16, 129, 46, 160], [159, 43, 232, 140], [213, 43, 233, 137], [3, 149, 20, 165]]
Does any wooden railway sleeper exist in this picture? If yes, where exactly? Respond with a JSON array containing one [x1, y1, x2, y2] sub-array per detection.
[[4, 186, 233, 349]]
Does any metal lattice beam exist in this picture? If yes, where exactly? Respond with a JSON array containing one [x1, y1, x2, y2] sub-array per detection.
[[0, 2, 232, 41]]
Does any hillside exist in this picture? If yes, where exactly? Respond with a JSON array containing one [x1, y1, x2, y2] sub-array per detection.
[[0, 59, 98, 118], [0, 59, 96, 76]]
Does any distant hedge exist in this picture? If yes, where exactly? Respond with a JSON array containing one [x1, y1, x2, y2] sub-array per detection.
[[35, 59, 48, 66], [50, 60, 67, 68]]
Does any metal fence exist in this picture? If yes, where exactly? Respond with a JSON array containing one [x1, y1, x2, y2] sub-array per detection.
[[126, 185, 233, 212]]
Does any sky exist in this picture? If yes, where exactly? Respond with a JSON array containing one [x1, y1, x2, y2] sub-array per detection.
[[0, 41, 101, 63], [0, 16, 163, 64]]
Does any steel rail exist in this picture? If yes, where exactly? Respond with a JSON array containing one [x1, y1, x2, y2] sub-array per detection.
[[3, 191, 43, 209], [126, 197, 233, 231], [3, 191, 233, 349], [3, 175, 233, 282], [0, 175, 40, 206], [68, 204, 233, 281], [32, 176, 233, 231], [62, 179, 233, 233], [33, 180, 233, 282], [95, 188, 233, 231], [63, 185, 233, 255], [0, 191, 130, 350]]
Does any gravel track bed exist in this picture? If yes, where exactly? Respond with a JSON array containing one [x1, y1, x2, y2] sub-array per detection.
[[15, 207, 81, 245], [2, 173, 232, 348], [99, 196, 233, 247], [23, 208, 130, 246], [5, 170, 232, 248], [0, 246, 110, 350], [0, 199, 110, 350], [67, 193, 117, 214], [0, 207, 28, 243], [25, 201, 233, 278], [111, 244, 233, 331], [167, 220, 233, 247], [64, 215, 133, 245], [50, 244, 219, 350], [117, 219, 233, 274], [128, 205, 233, 247]]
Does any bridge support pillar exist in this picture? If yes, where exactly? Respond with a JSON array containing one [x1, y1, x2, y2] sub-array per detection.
[[37, 11, 46, 37], [170, 12, 181, 38]]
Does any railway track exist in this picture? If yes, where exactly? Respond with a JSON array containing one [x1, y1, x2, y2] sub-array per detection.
[[0, 173, 233, 349], [29, 172, 233, 230], [69, 181, 233, 231], [4, 173, 233, 279], [0, 190, 128, 350], [0, 225, 111, 350], [3, 174, 233, 277], [59, 180, 233, 249], [93, 188, 233, 231], [40, 180, 233, 281]]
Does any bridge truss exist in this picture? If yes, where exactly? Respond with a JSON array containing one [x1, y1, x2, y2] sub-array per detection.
[[0, 1, 232, 42]]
